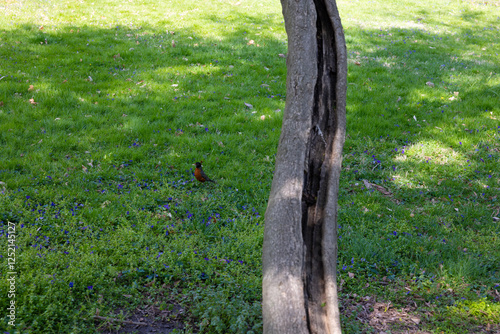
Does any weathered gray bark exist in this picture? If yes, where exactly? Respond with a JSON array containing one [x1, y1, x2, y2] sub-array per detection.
[[262, 0, 347, 332]]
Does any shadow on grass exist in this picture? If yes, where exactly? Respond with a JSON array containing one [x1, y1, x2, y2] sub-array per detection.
[[1, 21, 286, 193]]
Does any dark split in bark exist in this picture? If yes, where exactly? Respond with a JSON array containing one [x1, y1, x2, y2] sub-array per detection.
[[302, 0, 338, 332]]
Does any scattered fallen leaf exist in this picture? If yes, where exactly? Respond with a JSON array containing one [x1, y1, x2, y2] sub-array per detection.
[[260, 115, 266, 120], [354, 61, 361, 66], [426, 81, 435, 87], [372, 185, 393, 196], [247, 40, 255, 45], [348, 272, 355, 278], [244, 102, 253, 108], [29, 98, 37, 105], [363, 179, 393, 197], [278, 53, 285, 58], [28, 85, 34, 91]]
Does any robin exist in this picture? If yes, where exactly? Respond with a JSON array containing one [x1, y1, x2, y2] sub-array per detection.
[[193, 162, 216, 183]]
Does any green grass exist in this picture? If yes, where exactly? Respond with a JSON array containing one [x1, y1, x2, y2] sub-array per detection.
[[1, 0, 499, 333]]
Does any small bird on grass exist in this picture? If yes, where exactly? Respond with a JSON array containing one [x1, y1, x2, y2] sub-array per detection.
[[193, 161, 216, 183]]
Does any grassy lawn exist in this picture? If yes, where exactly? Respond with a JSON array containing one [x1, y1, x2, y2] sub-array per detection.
[[0, 0, 499, 333]]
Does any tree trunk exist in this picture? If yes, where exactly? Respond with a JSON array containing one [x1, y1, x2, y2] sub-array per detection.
[[262, 0, 347, 332]]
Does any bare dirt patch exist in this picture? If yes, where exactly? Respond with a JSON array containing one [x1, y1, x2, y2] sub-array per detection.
[[96, 304, 184, 334]]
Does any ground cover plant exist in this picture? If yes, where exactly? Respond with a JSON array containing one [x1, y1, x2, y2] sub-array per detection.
[[0, 0, 499, 333]]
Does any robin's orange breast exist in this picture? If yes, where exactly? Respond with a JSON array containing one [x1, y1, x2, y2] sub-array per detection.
[[194, 168, 206, 182]]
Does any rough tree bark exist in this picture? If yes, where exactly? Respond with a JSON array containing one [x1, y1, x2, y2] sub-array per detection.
[[262, 0, 347, 333]]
